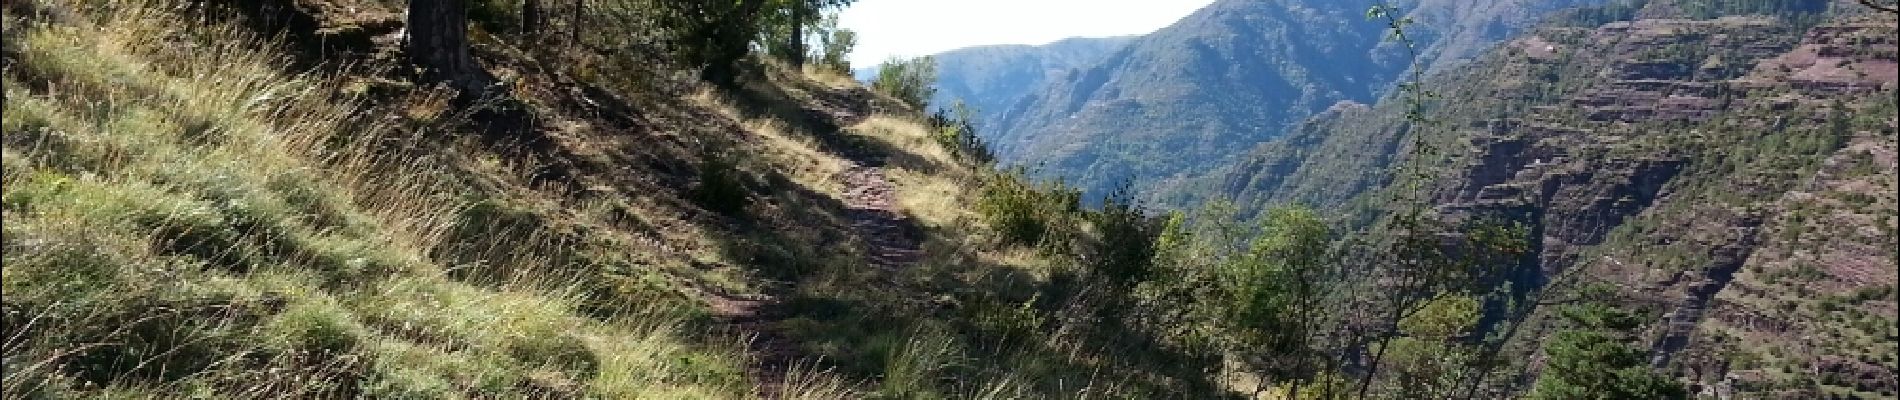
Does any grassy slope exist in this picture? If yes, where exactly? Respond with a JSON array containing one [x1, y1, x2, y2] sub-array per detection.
[[2, 1, 1220, 398], [2, 2, 757, 397]]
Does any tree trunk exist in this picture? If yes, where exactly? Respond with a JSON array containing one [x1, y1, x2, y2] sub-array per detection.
[[522, 0, 543, 37], [406, 0, 492, 96], [788, 3, 806, 68], [569, 0, 583, 45]]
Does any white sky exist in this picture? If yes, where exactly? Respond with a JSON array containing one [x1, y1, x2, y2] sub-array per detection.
[[839, 0, 1216, 65]]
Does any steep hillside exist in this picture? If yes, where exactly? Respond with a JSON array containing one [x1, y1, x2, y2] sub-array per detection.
[[7, 0, 1891, 398], [1208, 0, 1897, 396], [0, 1, 883, 396], [927, 37, 1134, 132], [0, 1, 1268, 398], [990, 0, 1601, 200]]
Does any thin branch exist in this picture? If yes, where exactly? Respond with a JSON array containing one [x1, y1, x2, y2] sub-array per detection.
[[1858, 0, 1899, 14]]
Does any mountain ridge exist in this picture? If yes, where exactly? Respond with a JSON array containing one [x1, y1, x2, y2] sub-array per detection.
[[984, 0, 1605, 201], [925, 36, 1136, 131]]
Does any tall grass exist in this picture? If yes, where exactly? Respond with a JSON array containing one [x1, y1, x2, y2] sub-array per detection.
[[1, 0, 756, 397], [1, 1, 1234, 398]]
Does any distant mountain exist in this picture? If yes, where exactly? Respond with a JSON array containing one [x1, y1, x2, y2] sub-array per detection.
[[849, 37, 1133, 132], [927, 37, 1136, 132], [986, 0, 1603, 201]]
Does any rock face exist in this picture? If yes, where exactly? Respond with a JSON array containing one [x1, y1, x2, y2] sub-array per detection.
[[1440, 11, 1896, 397], [1208, 1, 1896, 396]]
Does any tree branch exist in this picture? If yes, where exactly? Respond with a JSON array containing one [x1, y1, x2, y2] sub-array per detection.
[[1860, 0, 1900, 14]]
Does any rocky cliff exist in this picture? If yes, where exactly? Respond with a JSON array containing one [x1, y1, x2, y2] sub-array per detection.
[[1211, 1, 1895, 396]]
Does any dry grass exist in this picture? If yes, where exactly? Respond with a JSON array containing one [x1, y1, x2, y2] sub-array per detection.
[[800, 66, 865, 89], [690, 88, 853, 198], [0, 0, 761, 397], [0, 1, 1164, 398], [844, 114, 1069, 277]]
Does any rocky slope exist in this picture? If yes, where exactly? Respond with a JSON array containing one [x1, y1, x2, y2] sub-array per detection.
[[1209, 0, 1896, 396]]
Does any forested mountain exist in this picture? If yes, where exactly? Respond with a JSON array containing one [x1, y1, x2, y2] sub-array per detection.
[[926, 37, 1135, 132], [1204, 0, 1897, 396], [986, 0, 1602, 201]]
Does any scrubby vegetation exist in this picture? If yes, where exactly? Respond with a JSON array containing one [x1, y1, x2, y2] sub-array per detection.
[[870, 56, 939, 111]]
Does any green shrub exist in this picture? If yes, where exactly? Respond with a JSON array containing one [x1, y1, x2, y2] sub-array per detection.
[[650, 0, 770, 83], [871, 56, 937, 110], [690, 156, 750, 216], [1087, 186, 1160, 286], [927, 102, 996, 164], [974, 172, 1079, 247]]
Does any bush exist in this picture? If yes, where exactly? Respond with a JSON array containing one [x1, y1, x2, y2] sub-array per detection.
[[872, 56, 937, 110], [691, 155, 750, 216], [928, 102, 996, 164], [1087, 186, 1160, 286], [975, 171, 1079, 247]]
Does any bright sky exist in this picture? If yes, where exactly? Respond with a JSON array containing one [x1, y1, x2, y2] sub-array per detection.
[[839, 0, 1216, 65]]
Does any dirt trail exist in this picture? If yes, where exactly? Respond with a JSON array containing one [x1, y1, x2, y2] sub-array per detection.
[[709, 87, 922, 398], [708, 293, 803, 399], [839, 162, 925, 268], [825, 86, 923, 268]]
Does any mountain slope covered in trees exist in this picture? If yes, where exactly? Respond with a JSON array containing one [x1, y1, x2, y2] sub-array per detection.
[[924, 36, 1135, 132], [1204, 0, 1897, 397], [986, 0, 1603, 200]]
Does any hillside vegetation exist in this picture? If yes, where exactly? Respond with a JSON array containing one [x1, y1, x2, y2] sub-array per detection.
[[985, 0, 1604, 202], [3, 0, 1894, 399], [917, 36, 1135, 133], [0, 0, 1217, 398]]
